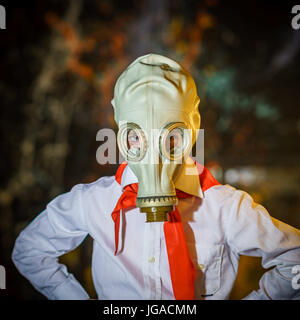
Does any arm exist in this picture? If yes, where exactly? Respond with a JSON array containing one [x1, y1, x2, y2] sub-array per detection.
[[12, 184, 90, 300], [225, 189, 300, 300]]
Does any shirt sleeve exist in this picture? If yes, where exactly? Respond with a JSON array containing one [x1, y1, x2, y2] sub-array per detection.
[[11, 184, 90, 300], [224, 188, 300, 300]]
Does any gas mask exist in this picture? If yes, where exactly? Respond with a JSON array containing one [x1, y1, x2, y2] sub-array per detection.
[[112, 54, 200, 222]]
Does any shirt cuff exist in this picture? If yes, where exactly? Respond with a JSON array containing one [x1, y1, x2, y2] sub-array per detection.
[[242, 290, 268, 300], [49, 274, 90, 300]]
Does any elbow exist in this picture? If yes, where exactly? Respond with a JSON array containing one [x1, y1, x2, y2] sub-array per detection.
[[11, 234, 23, 271], [11, 231, 31, 274]]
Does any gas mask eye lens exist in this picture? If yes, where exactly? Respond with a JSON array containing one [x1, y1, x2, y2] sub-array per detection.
[[117, 123, 147, 162], [165, 128, 183, 156], [127, 129, 141, 157], [160, 123, 191, 161]]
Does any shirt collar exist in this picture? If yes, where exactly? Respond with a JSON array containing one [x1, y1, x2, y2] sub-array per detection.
[[121, 157, 203, 198]]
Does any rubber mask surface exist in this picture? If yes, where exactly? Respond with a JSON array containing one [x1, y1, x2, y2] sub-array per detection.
[[112, 54, 200, 222]]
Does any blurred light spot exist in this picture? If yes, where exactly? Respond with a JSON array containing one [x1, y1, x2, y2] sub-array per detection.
[[239, 168, 256, 185], [197, 13, 214, 29], [255, 102, 279, 120], [42, 143, 68, 159], [176, 41, 188, 54], [170, 17, 183, 37], [198, 68, 279, 121], [225, 168, 239, 184], [22, 141, 34, 157], [216, 117, 230, 131], [225, 167, 267, 186], [0, 191, 12, 206], [20, 172, 35, 187]]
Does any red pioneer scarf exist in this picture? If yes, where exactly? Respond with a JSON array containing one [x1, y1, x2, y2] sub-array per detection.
[[111, 161, 219, 300]]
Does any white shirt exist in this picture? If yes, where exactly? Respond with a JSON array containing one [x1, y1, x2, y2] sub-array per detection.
[[12, 163, 300, 300]]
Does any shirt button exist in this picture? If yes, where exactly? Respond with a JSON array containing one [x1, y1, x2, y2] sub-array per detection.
[[198, 264, 205, 270], [148, 256, 155, 263]]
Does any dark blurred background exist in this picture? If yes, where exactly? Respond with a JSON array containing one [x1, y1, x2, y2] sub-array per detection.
[[0, 0, 299, 300]]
